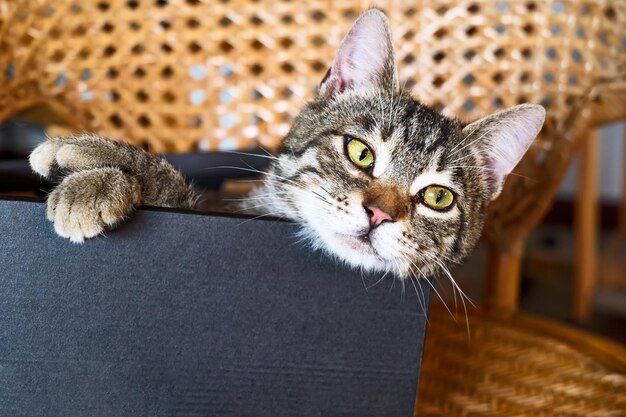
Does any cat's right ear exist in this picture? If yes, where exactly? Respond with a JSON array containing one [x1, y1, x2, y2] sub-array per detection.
[[318, 10, 399, 98]]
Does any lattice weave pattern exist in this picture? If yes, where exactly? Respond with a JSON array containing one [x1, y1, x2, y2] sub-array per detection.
[[0, 0, 624, 244], [1, 1, 623, 152], [416, 305, 626, 416]]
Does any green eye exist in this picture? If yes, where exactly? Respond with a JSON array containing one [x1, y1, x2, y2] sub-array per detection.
[[422, 186, 455, 211], [346, 137, 374, 170]]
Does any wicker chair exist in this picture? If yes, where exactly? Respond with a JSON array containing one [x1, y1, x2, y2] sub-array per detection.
[[1, 1, 625, 415]]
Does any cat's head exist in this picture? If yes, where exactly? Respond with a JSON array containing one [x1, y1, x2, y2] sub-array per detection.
[[261, 10, 544, 278]]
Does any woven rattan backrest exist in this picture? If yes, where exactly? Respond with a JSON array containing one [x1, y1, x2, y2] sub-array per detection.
[[1, 0, 625, 244]]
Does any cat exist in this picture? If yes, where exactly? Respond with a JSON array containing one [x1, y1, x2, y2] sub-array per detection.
[[29, 9, 544, 280]]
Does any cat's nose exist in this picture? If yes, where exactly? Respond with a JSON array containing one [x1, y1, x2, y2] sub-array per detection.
[[364, 204, 394, 228]]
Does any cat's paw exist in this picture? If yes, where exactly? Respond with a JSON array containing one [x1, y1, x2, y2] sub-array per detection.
[[29, 139, 64, 178], [30, 135, 139, 179], [47, 167, 142, 243]]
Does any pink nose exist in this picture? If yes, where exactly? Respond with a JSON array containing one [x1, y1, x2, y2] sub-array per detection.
[[364, 205, 394, 228]]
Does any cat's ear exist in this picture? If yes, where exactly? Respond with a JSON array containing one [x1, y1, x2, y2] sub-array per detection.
[[318, 9, 398, 98], [462, 104, 545, 200]]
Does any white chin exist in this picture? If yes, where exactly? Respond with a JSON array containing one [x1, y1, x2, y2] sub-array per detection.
[[298, 223, 410, 276], [319, 229, 398, 274], [336, 234, 377, 256]]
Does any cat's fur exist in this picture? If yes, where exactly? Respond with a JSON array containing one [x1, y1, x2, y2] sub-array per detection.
[[29, 10, 544, 278]]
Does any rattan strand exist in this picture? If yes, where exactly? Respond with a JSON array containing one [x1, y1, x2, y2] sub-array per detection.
[[416, 303, 626, 416]]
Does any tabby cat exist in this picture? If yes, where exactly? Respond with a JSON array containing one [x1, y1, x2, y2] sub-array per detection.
[[29, 10, 544, 279]]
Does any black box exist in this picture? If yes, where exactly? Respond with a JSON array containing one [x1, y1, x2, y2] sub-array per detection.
[[0, 197, 431, 417]]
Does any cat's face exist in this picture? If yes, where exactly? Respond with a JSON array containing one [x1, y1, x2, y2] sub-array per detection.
[[259, 10, 544, 278]]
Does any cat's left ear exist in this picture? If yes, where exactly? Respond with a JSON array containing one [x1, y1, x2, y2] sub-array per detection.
[[462, 104, 545, 200], [318, 9, 399, 98]]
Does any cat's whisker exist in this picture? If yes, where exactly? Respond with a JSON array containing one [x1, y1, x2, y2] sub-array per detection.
[[388, 275, 397, 293], [280, 176, 334, 206], [405, 253, 455, 320], [226, 178, 266, 184], [222, 150, 278, 160], [405, 250, 457, 314], [417, 249, 474, 308], [377, 269, 391, 289], [282, 183, 332, 207], [224, 191, 293, 201], [425, 254, 476, 310], [396, 239, 471, 331], [391, 258, 406, 301], [445, 164, 490, 171], [266, 172, 322, 196], [290, 169, 331, 194], [224, 196, 276, 204], [310, 190, 332, 206], [404, 261, 429, 316], [409, 275, 428, 318], [360, 270, 368, 292], [204, 165, 310, 199], [448, 147, 502, 166], [419, 251, 474, 339], [448, 121, 504, 158], [414, 275, 432, 320], [448, 120, 500, 155], [448, 152, 479, 166], [317, 183, 332, 196], [256, 143, 278, 159], [396, 253, 431, 319], [415, 272, 432, 318], [242, 161, 336, 204], [364, 272, 388, 290], [292, 170, 333, 197], [236, 209, 300, 226], [233, 200, 294, 213], [230, 166, 331, 208], [201, 165, 266, 175], [448, 272, 459, 316], [391, 257, 404, 280]]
